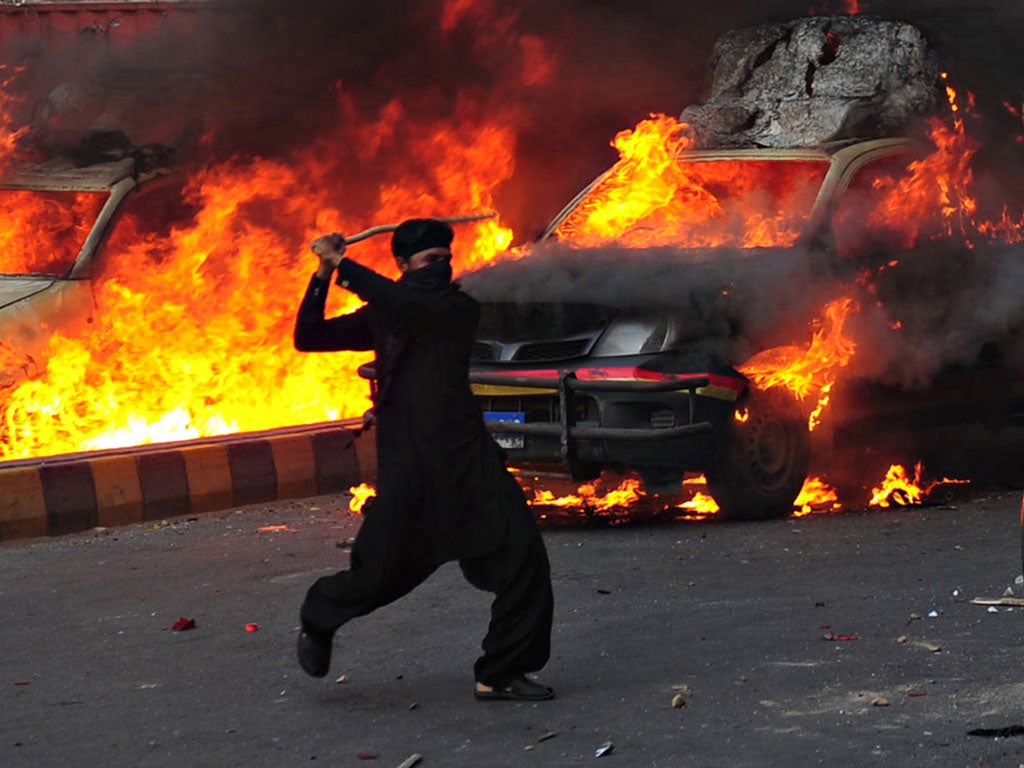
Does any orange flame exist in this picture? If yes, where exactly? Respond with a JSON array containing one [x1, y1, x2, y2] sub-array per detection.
[[554, 114, 827, 249], [0, 98, 516, 459], [0, 65, 30, 164], [869, 463, 925, 507], [792, 476, 841, 517], [739, 298, 857, 430], [529, 476, 643, 512], [868, 463, 970, 508], [348, 482, 377, 514]]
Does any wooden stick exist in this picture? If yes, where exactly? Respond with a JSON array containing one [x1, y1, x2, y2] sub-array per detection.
[[970, 597, 1024, 607], [394, 755, 423, 768], [343, 211, 497, 245]]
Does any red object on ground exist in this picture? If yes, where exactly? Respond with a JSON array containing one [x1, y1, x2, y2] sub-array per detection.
[[170, 617, 197, 631], [823, 632, 858, 641], [357, 753, 379, 760], [13, 680, 30, 686], [245, 623, 259, 632]]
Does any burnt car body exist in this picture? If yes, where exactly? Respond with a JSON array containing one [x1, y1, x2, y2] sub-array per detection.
[[465, 135, 1021, 520], [0, 148, 174, 390]]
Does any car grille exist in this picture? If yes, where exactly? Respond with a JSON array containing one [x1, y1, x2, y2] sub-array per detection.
[[471, 337, 593, 363], [650, 409, 677, 429], [514, 338, 590, 362]]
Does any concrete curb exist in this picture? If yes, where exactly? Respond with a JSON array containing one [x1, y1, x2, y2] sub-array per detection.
[[0, 422, 377, 542]]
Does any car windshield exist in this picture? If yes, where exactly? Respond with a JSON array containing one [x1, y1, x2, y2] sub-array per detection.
[[553, 159, 829, 249], [0, 189, 108, 276]]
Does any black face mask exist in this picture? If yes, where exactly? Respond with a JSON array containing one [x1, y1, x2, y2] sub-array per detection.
[[401, 257, 453, 288]]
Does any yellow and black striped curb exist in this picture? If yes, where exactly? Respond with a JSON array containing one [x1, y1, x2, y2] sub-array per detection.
[[0, 422, 377, 542]]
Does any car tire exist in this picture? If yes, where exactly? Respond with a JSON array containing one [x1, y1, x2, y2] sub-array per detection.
[[706, 386, 811, 521]]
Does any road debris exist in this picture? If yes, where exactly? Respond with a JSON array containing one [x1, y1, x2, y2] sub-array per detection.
[[394, 755, 422, 768], [971, 596, 1024, 607], [13, 680, 29, 686], [169, 617, 196, 631], [871, 697, 890, 707], [357, 753, 379, 760], [538, 731, 558, 742], [245, 623, 259, 632], [823, 631, 858, 641], [671, 693, 686, 708], [967, 725, 1024, 738], [258, 525, 289, 533], [595, 741, 614, 757], [335, 674, 348, 684]]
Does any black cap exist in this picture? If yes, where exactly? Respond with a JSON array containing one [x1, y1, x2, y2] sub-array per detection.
[[391, 218, 454, 260]]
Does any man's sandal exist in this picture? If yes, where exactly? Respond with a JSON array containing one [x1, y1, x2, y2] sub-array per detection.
[[474, 675, 555, 702]]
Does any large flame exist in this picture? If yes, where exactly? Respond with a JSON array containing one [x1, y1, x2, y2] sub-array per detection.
[[554, 114, 827, 249], [739, 298, 858, 431], [0, 96, 516, 459]]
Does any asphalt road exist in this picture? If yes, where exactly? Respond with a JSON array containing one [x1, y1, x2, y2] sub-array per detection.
[[2, 489, 1024, 768]]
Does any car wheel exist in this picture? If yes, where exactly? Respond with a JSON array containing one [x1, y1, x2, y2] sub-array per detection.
[[706, 386, 811, 521]]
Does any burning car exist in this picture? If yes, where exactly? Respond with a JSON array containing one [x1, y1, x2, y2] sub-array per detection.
[[463, 15, 1024, 520], [0, 135, 175, 391], [466, 135, 929, 521]]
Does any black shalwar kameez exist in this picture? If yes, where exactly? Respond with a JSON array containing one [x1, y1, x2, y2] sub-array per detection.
[[294, 256, 553, 688]]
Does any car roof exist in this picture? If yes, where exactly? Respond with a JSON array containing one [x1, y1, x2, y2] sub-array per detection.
[[669, 137, 917, 162], [0, 157, 135, 192]]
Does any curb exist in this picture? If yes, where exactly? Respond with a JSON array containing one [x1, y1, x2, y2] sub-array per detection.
[[0, 422, 377, 542]]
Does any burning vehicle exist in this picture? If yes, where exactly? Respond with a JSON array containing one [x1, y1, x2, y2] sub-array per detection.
[[0, 136, 175, 391], [461, 15, 1024, 520]]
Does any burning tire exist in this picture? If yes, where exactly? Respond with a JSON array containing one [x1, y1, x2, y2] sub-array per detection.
[[706, 386, 810, 521]]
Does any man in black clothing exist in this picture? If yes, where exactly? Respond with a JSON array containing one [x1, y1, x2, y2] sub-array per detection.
[[293, 218, 554, 702]]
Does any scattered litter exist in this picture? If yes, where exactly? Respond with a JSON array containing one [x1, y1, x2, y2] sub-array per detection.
[[169, 617, 196, 632], [335, 675, 348, 684], [952, 588, 961, 597], [972, 597, 1024, 607], [672, 683, 690, 692], [871, 697, 890, 707], [907, 690, 927, 698], [823, 632, 858, 641], [1003, 586, 1015, 597], [245, 623, 259, 633], [357, 753, 379, 760], [394, 755, 422, 768], [258, 525, 289, 533], [595, 741, 614, 758], [671, 693, 686, 709], [896, 635, 909, 644], [909, 613, 922, 621], [538, 731, 558, 742], [1016, 575, 1024, 586], [13, 680, 29, 686], [924, 643, 941, 653], [988, 606, 999, 613], [967, 725, 1024, 738], [597, 589, 610, 595], [927, 610, 939, 618], [408, 702, 418, 710]]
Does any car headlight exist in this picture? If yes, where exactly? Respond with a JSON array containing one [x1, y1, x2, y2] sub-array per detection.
[[591, 317, 669, 357]]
